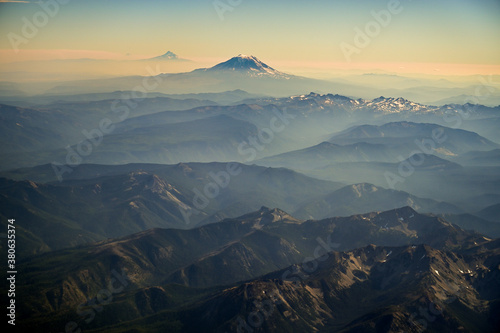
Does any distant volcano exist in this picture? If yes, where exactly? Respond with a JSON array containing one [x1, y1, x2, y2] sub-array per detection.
[[145, 51, 189, 61], [201, 54, 291, 79]]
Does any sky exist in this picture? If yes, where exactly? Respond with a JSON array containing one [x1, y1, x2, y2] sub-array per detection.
[[0, 0, 499, 78]]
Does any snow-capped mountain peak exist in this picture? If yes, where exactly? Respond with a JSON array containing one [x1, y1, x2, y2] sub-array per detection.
[[146, 51, 188, 61], [206, 55, 291, 79], [366, 96, 430, 113], [158, 51, 178, 59], [236, 54, 253, 59], [280, 93, 443, 115]]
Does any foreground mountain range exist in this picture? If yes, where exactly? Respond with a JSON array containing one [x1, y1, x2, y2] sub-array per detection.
[[9, 206, 500, 332]]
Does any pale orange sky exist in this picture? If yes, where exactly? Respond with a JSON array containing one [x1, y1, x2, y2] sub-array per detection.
[[0, 0, 499, 80]]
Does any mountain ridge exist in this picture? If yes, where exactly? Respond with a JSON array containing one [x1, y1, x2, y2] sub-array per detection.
[[15, 207, 499, 332], [196, 54, 292, 79]]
